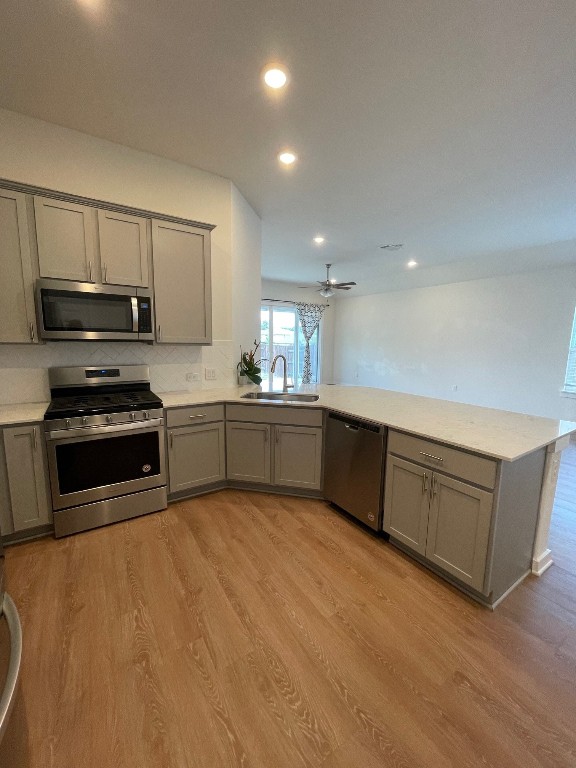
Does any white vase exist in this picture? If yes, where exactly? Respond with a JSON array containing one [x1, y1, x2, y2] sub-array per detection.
[[237, 372, 249, 386]]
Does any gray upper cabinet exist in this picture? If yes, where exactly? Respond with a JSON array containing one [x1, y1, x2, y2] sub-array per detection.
[[34, 196, 97, 282], [97, 209, 149, 287], [35, 196, 150, 287], [3, 424, 52, 533], [152, 219, 212, 344], [0, 189, 38, 343]]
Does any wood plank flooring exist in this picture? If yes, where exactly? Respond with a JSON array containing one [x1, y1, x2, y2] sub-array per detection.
[[2, 445, 576, 767]]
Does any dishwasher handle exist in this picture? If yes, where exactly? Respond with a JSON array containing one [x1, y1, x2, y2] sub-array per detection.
[[327, 411, 382, 434]]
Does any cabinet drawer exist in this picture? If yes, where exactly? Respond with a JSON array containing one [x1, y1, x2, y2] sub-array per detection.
[[387, 430, 497, 490], [226, 403, 323, 427], [166, 404, 224, 428]]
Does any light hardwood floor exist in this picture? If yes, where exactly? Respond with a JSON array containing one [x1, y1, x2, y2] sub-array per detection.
[[2, 446, 576, 767]]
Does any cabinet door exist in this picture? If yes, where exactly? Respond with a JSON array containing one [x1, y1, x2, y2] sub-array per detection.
[[98, 209, 149, 287], [226, 422, 270, 484], [34, 196, 97, 282], [168, 422, 225, 493], [383, 456, 430, 555], [3, 425, 52, 531], [274, 425, 322, 490], [152, 219, 212, 344], [0, 190, 37, 343], [426, 473, 493, 593]]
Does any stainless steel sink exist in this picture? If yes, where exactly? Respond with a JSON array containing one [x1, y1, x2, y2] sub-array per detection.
[[240, 392, 320, 403]]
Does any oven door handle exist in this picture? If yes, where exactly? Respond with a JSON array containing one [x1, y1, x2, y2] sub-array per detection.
[[0, 594, 22, 745], [46, 418, 164, 441]]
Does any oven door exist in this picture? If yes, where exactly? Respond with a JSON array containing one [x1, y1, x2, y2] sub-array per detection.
[[46, 421, 166, 510]]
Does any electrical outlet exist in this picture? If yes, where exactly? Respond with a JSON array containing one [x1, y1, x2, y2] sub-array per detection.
[[204, 368, 217, 380], [186, 372, 200, 382]]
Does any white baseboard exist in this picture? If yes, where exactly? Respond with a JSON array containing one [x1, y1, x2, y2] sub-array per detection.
[[532, 549, 553, 576]]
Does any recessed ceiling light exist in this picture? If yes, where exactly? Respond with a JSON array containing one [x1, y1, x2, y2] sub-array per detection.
[[263, 67, 288, 89], [278, 151, 297, 166], [313, 236, 325, 244], [407, 260, 418, 268]]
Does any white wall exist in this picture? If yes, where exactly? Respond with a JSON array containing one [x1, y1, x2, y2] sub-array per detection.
[[333, 265, 576, 420], [261, 280, 336, 383], [0, 108, 262, 400], [231, 184, 262, 366]]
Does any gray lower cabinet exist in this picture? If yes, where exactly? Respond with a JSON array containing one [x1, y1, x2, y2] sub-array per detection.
[[225, 405, 323, 491], [384, 455, 492, 592], [0, 189, 38, 344], [1, 424, 52, 534], [226, 422, 271, 484], [384, 429, 544, 604], [274, 425, 323, 490], [167, 405, 226, 493]]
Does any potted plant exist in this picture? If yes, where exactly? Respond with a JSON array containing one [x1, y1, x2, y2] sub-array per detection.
[[237, 340, 263, 385]]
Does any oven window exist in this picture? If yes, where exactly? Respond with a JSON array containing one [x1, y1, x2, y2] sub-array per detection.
[[55, 432, 161, 495], [42, 290, 134, 332]]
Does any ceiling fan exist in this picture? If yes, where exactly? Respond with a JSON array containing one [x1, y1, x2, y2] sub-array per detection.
[[302, 263, 357, 297]]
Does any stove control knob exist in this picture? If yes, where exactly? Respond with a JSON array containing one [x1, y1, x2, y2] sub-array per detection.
[[66, 419, 71, 428], [143, 411, 149, 420], [82, 416, 88, 426], [106, 414, 112, 424], [130, 412, 136, 421]]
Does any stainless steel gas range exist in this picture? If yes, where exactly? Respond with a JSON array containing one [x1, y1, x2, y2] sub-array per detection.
[[44, 365, 167, 537]]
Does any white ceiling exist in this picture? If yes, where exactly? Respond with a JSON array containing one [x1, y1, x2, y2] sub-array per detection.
[[1, 0, 575, 295]]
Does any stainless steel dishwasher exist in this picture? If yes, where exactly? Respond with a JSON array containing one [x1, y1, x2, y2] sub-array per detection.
[[324, 412, 386, 531]]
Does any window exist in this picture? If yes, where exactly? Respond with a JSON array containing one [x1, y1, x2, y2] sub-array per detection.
[[563, 307, 576, 394], [260, 304, 320, 388]]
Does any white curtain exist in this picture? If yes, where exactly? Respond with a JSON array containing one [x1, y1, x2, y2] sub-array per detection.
[[295, 302, 325, 384]]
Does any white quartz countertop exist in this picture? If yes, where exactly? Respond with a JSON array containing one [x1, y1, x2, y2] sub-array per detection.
[[161, 384, 576, 462], [2, 385, 575, 462]]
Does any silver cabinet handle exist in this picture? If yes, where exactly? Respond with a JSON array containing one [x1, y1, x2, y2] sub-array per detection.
[[419, 451, 444, 463], [170, 431, 173, 449], [103, 263, 108, 283], [33, 426, 37, 449], [157, 324, 162, 341], [88, 260, 93, 282], [432, 474, 438, 498], [29, 322, 35, 342], [421, 471, 428, 495], [189, 414, 206, 420], [0, 594, 22, 744]]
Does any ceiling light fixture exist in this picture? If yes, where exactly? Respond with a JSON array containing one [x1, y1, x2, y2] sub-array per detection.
[[263, 67, 288, 89], [313, 236, 325, 244], [278, 151, 297, 165], [407, 260, 418, 268], [319, 286, 334, 298]]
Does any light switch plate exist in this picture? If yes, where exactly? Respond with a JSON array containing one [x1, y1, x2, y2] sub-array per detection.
[[204, 368, 217, 380]]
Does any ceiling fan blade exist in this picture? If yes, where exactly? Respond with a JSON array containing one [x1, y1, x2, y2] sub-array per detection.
[[335, 286, 352, 290], [334, 281, 356, 287]]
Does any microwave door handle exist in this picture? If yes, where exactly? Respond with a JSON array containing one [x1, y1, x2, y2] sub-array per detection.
[[131, 297, 138, 333]]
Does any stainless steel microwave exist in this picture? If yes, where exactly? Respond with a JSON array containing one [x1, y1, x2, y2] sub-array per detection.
[[36, 279, 154, 341]]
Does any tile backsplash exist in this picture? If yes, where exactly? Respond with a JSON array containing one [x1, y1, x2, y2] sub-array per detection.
[[0, 339, 237, 404]]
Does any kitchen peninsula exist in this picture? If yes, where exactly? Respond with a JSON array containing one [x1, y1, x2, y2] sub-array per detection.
[[1, 384, 574, 607]]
